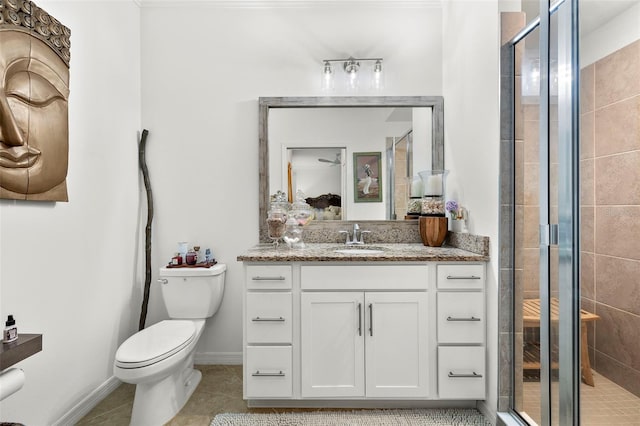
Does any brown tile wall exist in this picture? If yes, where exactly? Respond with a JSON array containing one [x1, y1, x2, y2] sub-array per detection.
[[581, 39, 640, 397], [498, 11, 526, 413]]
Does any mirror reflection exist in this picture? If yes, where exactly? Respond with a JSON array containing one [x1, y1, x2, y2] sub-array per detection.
[[269, 106, 434, 221]]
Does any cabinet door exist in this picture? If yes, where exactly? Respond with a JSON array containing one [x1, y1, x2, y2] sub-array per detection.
[[246, 292, 292, 344], [245, 346, 292, 398], [365, 292, 429, 398], [437, 292, 484, 344], [301, 292, 365, 397], [438, 346, 485, 399]]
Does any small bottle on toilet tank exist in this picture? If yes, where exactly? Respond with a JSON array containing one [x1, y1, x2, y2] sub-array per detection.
[[3, 315, 18, 343], [171, 253, 183, 266]]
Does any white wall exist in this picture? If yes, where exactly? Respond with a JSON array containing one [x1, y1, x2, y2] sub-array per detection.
[[442, 0, 501, 419], [581, 1, 640, 67], [1, 2, 508, 422], [0, 1, 141, 424], [139, 3, 443, 357]]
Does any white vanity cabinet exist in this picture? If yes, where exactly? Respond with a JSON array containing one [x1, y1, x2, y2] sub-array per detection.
[[301, 291, 428, 398], [244, 264, 293, 398], [436, 264, 486, 399], [242, 259, 486, 404]]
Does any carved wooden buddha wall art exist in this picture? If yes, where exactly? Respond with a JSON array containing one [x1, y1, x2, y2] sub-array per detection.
[[0, 0, 71, 201]]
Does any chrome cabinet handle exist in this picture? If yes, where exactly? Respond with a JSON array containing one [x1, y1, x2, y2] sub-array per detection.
[[252, 370, 285, 377], [368, 303, 373, 336], [157, 279, 168, 284], [357, 303, 362, 336], [251, 317, 285, 322], [446, 275, 481, 280], [446, 316, 481, 322], [251, 276, 286, 281], [448, 371, 483, 378]]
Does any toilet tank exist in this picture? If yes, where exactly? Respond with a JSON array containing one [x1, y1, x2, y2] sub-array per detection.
[[158, 264, 226, 319]]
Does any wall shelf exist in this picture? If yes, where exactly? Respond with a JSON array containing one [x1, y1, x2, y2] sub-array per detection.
[[1, 334, 43, 370]]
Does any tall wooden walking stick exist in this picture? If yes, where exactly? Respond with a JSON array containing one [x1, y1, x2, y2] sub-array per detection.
[[138, 129, 153, 330]]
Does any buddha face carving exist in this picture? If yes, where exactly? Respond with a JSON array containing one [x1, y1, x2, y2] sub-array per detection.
[[0, 1, 71, 201]]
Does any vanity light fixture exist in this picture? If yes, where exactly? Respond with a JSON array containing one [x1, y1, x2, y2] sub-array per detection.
[[321, 57, 384, 92]]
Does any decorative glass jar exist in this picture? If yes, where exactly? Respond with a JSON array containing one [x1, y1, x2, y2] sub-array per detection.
[[267, 205, 287, 246], [287, 190, 313, 248], [418, 170, 448, 216]]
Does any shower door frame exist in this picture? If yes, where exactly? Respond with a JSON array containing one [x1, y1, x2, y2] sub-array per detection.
[[498, 0, 582, 425]]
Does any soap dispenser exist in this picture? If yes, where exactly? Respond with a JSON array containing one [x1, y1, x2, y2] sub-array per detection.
[[3, 315, 18, 343]]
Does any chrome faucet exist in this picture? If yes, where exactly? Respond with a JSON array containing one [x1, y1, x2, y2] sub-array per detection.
[[339, 224, 371, 245], [351, 223, 360, 244]]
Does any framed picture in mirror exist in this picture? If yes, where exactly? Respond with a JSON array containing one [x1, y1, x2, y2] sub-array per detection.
[[353, 152, 382, 203]]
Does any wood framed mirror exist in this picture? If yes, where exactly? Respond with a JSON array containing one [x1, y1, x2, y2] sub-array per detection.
[[259, 96, 444, 242]]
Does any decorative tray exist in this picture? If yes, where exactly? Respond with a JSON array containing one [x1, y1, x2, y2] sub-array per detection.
[[166, 261, 217, 268]]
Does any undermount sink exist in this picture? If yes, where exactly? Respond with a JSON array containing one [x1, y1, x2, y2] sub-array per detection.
[[334, 247, 385, 255]]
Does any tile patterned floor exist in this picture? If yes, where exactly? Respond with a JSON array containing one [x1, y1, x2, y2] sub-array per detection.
[[520, 370, 640, 425], [78, 366, 640, 426]]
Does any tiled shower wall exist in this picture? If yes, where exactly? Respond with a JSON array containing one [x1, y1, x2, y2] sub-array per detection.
[[580, 39, 640, 397]]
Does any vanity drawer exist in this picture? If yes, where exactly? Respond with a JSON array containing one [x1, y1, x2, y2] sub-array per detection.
[[438, 346, 485, 399], [437, 292, 484, 344], [437, 264, 484, 290], [246, 346, 292, 398], [246, 292, 292, 343], [246, 265, 292, 289], [301, 264, 428, 290]]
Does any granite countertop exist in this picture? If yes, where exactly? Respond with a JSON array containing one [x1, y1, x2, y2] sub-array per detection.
[[237, 243, 489, 262]]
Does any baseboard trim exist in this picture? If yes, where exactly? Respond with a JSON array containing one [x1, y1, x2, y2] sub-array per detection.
[[194, 351, 242, 365], [52, 376, 121, 426], [477, 400, 497, 425]]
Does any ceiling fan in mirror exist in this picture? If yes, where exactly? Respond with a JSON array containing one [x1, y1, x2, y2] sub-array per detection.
[[318, 153, 341, 165]]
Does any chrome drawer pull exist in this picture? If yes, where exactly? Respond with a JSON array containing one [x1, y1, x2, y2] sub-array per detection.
[[446, 275, 481, 280], [357, 303, 362, 336], [252, 276, 286, 281], [251, 317, 285, 322], [448, 371, 483, 378], [446, 316, 481, 322], [252, 370, 285, 377]]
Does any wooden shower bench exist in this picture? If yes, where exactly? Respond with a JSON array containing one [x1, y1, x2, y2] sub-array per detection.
[[522, 298, 600, 386]]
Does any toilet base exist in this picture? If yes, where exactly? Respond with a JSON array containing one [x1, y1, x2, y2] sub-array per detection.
[[130, 363, 202, 426]]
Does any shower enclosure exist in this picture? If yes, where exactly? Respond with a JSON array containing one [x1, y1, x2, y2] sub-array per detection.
[[386, 130, 414, 220], [500, 0, 640, 425]]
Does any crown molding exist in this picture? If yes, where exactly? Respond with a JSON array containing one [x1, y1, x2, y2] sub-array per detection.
[[137, 0, 442, 8]]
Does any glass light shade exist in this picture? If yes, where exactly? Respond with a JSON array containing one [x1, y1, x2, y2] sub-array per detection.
[[346, 68, 359, 91], [372, 60, 384, 90], [321, 61, 334, 91]]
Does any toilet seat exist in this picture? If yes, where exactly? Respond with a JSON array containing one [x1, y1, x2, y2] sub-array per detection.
[[115, 320, 196, 369]]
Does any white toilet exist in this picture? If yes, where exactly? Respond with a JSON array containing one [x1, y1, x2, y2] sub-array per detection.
[[114, 264, 226, 426]]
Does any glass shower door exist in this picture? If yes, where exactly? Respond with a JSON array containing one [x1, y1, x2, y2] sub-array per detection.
[[511, 0, 581, 424]]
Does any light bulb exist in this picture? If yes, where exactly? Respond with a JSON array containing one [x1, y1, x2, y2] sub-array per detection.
[[321, 61, 334, 91], [344, 58, 360, 91], [372, 60, 384, 90]]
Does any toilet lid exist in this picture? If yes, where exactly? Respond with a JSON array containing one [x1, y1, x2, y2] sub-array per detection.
[[115, 320, 196, 369]]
